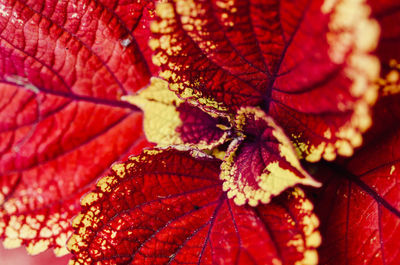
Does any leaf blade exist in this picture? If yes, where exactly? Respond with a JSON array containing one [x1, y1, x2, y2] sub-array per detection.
[[68, 148, 321, 265], [0, 0, 154, 254], [151, 0, 380, 161]]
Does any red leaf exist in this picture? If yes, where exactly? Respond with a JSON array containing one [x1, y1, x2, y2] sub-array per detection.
[[176, 103, 230, 148], [363, 92, 400, 144], [68, 148, 321, 265], [369, 0, 400, 68], [0, 0, 154, 255], [0, 0, 153, 97], [311, 112, 400, 264], [124, 78, 230, 149], [151, 0, 380, 161], [369, 0, 400, 95], [221, 107, 320, 206]]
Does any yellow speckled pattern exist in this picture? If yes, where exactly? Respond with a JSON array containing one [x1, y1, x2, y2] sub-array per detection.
[[151, 1, 229, 113], [123, 77, 185, 147], [123, 77, 230, 149], [307, 0, 381, 161], [220, 107, 320, 207], [1, 210, 72, 256], [381, 60, 400, 95], [289, 188, 321, 265]]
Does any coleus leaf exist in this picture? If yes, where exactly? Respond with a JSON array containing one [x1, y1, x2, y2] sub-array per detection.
[[369, 0, 400, 95], [221, 107, 320, 206], [0, 0, 153, 98], [0, 0, 154, 255], [369, 0, 400, 68], [123, 77, 230, 149], [127, 78, 320, 206], [311, 95, 400, 264], [68, 148, 321, 265], [362, 90, 400, 145], [150, 0, 380, 161]]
